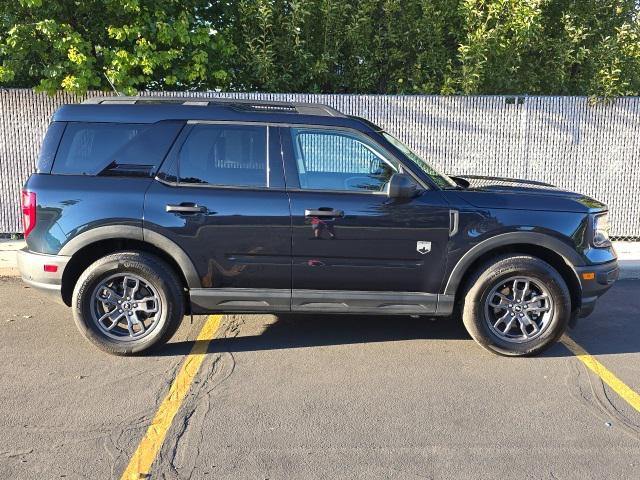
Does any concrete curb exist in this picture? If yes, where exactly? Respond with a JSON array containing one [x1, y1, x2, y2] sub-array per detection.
[[613, 242, 640, 279], [619, 260, 640, 280], [1, 239, 639, 279], [0, 240, 23, 278], [0, 267, 19, 277]]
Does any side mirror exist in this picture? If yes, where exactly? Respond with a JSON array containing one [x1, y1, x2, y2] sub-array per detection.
[[387, 173, 418, 198]]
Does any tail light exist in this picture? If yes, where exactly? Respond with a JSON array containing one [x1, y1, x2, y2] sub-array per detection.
[[21, 190, 36, 238]]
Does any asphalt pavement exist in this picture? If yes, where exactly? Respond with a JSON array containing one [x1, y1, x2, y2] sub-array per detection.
[[0, 276, 638, 479]]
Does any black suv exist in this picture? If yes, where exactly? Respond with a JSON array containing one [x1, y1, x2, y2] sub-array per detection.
[[18, 97, 619, 356]]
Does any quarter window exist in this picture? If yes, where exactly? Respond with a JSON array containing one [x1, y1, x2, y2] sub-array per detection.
[[178, 124, 267, 187], [37, 122, 66, 174], [52, 122, 182, 177], [290, 128, 398, 192]]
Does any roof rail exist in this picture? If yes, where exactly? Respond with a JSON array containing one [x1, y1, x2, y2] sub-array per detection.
[[82, 96, 345, 117]]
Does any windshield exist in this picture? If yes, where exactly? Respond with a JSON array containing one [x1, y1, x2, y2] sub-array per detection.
[[382, 132, 458, 189]]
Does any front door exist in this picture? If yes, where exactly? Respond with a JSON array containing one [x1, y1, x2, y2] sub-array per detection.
[[145, 122, 291, 312], [280, 126, 451, 313]]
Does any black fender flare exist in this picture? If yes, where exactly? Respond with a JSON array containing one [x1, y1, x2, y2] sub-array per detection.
[[58, 225, 201, 288], [443, 232, 583, 296]]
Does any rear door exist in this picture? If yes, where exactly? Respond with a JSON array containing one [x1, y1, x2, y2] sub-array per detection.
[[280, 126, 451, 313], [144, 121, 292, 312]]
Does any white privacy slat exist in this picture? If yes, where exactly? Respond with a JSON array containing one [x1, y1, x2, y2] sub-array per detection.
[[0, 90, 638, 238]]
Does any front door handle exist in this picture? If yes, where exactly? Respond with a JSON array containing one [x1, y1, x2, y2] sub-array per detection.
[[166, 203, 207, 214], [305, 208, 344, 218]]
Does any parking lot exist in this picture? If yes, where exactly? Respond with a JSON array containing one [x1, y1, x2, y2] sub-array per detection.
[[0, 276, 638, 479]]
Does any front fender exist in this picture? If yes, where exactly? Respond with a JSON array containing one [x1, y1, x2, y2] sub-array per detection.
[[443, 231, 583, 296]]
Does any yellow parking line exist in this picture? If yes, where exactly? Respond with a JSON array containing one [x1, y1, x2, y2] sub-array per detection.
[[561, 335, 640, 413], [120, 314, 224, 480]]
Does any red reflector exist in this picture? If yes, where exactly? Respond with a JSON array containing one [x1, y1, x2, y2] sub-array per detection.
[[43, 264, 58, 273], [21, 190, 36, 238]]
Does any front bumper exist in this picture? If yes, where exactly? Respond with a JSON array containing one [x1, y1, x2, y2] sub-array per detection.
[[575, 259, 619, 318], [17, 248, 70, 303]]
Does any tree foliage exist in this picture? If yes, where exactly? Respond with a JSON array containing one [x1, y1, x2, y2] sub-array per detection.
[[0, 0, 232, 94], [456, 0, 640, 97], [1, 0, 640, 97]]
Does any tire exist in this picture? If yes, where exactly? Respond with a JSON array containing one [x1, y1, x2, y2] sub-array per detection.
[[461, 254, 571, 356], [72, 251, 184, 355]]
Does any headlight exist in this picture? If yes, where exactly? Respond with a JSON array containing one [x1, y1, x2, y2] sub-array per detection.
[[592, 212, 611, 247]]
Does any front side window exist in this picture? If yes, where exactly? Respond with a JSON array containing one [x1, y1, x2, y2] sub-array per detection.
[[178, 124, 267, 187], [291, 128, 399, 192]]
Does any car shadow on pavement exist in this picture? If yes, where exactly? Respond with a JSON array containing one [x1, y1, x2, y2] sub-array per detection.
[[156, 281, 640, 359], [159, 313, 472, 357], [541, 279, 640, 358]]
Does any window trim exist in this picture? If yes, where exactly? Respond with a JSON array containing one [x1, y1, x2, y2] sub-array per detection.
[[176, 121, 271, 189]]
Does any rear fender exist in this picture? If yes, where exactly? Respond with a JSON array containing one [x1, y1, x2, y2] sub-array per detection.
[[59, 225, 201, 288]]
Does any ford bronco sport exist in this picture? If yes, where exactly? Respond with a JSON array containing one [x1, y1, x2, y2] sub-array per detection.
[[18, 97, 619, 356]]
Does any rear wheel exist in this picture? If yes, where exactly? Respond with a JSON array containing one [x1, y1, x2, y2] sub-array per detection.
[[72, 251, 184, 355], [461, 255, 571, 356]]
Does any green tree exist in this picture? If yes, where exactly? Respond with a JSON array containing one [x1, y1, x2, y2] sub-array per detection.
[[0, 0, 233, 94], [345, 0, 462, 94], [2, 0, 640, 97], [227, 0, 351, 92], [456, 0, 640, 97], [228, 0, 463, 94]]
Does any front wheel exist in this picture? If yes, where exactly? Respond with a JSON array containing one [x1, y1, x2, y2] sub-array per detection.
[[72, 252, 184, 355], [461, 255, 571, 356]]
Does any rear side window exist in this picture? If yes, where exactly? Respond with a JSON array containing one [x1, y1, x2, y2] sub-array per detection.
[[52, 122, 182, 176], [178, 124, 267, 187]]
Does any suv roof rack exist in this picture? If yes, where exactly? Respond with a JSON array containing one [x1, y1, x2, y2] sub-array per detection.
[[82, 96, 345, 117]]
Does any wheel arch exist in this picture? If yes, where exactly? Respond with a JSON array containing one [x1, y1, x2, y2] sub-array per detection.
[[445, 232, 583, 312], [59, 226, 200, 307]]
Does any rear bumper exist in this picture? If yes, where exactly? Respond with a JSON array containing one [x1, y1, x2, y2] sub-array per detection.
[[575, 260, 619, 318], [17, 248, 69, 303]]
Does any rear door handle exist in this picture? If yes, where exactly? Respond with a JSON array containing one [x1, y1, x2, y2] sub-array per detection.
[[166, 203, 207, 214], [305, 208, 344, 218]]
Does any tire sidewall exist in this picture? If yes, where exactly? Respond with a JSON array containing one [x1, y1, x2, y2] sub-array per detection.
[[72, 253, 182, 355], [463, 257, 571, 356]]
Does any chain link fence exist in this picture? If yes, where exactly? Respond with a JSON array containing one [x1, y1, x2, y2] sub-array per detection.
[[0, 89, 638, 240]]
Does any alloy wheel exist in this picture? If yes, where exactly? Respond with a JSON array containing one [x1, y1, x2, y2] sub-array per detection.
[[483, 276, 554, 343], [90, 273, 162, 341]]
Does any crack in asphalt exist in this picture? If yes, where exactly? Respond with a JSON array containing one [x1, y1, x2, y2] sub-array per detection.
[[155, 315, 243, 479], [98, 318, 217, 479], [1, 448, 33, 458], [595, 373, 640, 435], [104, 358, 188, 479], [563, 356, 640, 441]]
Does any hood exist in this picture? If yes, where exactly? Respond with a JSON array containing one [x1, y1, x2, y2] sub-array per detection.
[[450, 175, 607, 213]]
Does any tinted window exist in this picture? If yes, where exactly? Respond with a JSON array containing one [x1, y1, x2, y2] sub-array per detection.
[[37, 122, 66, 173], [52, 122, 182, 176], [178, 124, 267, 187], [291, 128, 398, 192]]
